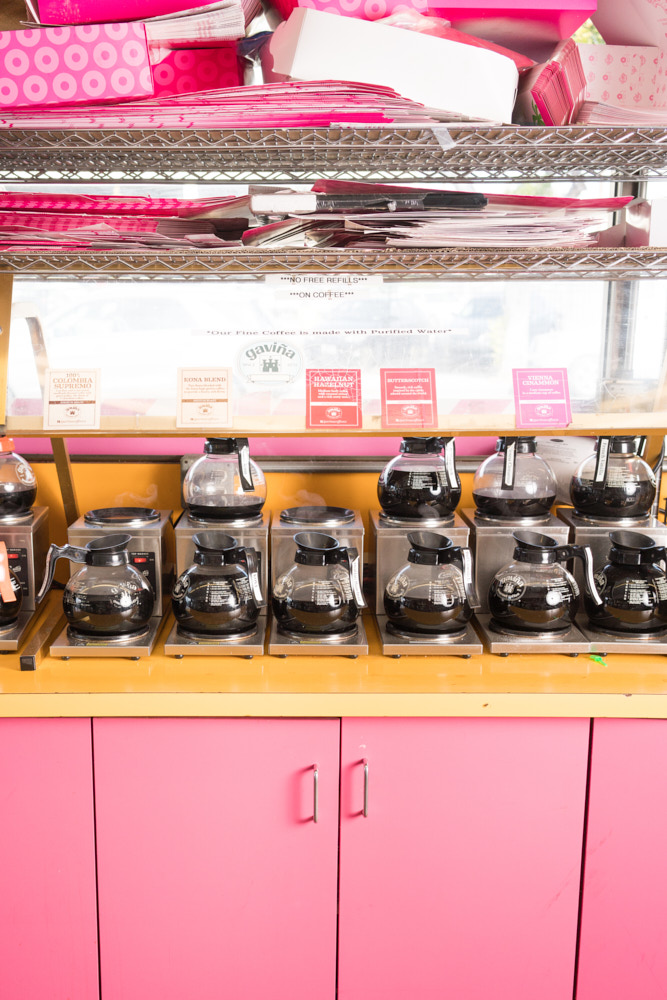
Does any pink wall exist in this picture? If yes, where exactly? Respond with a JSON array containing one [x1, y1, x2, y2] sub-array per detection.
[[15, 436, 496, 458]]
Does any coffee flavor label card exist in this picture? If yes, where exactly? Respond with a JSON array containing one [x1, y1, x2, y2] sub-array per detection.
[[306, 369, 362, 428], [177, 368, 232, 428], [43, 369, 101, 430], [380, 368, 437, 429], [512, 368, 572, 429]]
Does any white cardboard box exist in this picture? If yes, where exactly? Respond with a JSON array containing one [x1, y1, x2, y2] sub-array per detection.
[[626, 199, 667, 248], [263, 8, 519, 122]]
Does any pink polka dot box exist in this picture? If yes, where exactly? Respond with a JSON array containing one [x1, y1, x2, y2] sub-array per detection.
[[0, 23, 154, 109]]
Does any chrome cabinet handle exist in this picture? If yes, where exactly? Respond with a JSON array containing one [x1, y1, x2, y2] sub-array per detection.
[[363, 758, 369, 818], [313, 764, 319, 823]]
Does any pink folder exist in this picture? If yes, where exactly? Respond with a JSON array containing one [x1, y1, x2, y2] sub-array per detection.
[[29, 0, 222, 25]]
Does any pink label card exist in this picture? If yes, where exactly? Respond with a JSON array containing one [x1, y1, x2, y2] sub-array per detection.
[[380, 367, 437, 429], [306, 368, 362, 429], [512, 367, 572, 428]]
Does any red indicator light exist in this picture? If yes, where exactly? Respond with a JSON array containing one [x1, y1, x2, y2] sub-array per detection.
[[8, 554, 18, 559], [133, 557, 147, 563]]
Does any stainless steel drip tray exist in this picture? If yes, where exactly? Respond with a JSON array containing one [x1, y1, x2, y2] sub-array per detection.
[[50, 616, 163, 658], [474, 614, 591, 655], [164, 615, 267, 657], [375, 616, 482, 657], [0, 611, 37, 652], [577, 616, 667, 656], [268, 617, 368, 657]]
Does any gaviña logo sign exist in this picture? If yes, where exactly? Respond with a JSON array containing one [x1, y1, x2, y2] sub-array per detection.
[[237, 339, 302, 383]]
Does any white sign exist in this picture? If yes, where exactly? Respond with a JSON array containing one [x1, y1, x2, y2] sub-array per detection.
[[43, 369, 101, 430], [177, 367, 231, 427], [265, 274, 382, 301]]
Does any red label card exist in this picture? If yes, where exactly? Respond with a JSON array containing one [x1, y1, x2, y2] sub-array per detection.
[[380, 368, 437, 429], [306, 369, 362, 429]]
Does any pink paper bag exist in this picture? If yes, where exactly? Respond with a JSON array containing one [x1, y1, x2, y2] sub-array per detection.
[[0, 23, 153, 108]]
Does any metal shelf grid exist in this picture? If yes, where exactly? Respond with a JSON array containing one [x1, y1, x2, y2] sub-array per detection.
[[1, 125, 667, 183], [3, 247, 667, 282]]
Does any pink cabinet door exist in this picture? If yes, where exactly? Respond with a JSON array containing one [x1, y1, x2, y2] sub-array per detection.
[[93, 718, 339, 1000], [578, 718, 667, 999], [0, 718, 99, 1000], [339, 717, 589, 1000]]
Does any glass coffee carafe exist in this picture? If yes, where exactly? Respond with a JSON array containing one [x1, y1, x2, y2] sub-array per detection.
[[172, 531, 265, 638], [384, 531, 479, 636], [182, 437, 266, 521], [377, 436, 461, 520], [272, 531, 365, 637], [0, 436, 37, 519], [585, 530, 667, 635], [570, 436, 656, 520], [37, 533, 154, 639], [472, 436, 557, 519], [489, 530, 601, 634]]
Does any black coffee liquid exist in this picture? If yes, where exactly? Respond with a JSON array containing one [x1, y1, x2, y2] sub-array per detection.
[[0, 485, 36, 518], [273, 586, 358, 635], [489, 583, 576, 632], [173, 570, 258, 636], [384, 594, 470, 634], [571, 477, 655, 519], [64, 585, 153, 637], [586, 566, 667, 634], [378, 469, 460, 519], [473, 490, 556, 519], [0, 571, 22, 627], [187, 495, 264, 522]]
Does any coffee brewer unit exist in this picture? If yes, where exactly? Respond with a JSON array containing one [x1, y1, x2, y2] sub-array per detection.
[[463, 437, 580, 651], [166, 531, 267, 658], [475, 530, 598, 655], [269, 530, 368, 657], [0, 438, 49, 652], [377, 531, 483, 657], [39, 533, 162, 658], [558, 435, 667, 654], [170, 437, 269, 654], [372, 437, 471, 653]]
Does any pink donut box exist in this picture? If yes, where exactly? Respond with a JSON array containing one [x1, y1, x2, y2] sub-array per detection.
[[270, 0, 595, 38], [0, 22, 153, 109]]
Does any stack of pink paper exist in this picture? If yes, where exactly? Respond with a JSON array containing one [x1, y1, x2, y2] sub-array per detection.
[[514, 38, 586, 124], [0, 79, 465, 128], [0, 190, 252, 249]]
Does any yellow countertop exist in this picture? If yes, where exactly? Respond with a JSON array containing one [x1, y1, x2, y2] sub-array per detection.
[[2, 596, 667, 719]]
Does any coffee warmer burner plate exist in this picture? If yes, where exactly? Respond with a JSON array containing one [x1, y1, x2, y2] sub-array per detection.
[[50, 616, 163, 659], [577, 616, 667, 656], [268, 616, 368, 657], [475, 614, 591, 656], [375, 616, 483, 657], [164, 614, 267, 657]]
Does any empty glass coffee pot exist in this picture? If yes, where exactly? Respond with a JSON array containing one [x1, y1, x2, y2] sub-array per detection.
[[585, 530, 667, 635], [183, 438, 266, 521], [37, 533, 154, 638], [384, 531, 479, 636], [377, 437, 461, 520], [489, 530, 601, 633], [570, 436, 656, 520], [272, 531, 365, 637], [172, 531, 265, 637], [472, 436, 557, 519]]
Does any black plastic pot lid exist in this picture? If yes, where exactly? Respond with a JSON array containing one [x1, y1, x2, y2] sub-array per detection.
[[280, 505, 355, 526], [84, 507, 160, 527]]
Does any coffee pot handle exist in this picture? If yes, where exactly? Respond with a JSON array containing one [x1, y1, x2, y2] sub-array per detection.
[[458, 546, 481, 610], [240, 546, 266, 608], [36, 542, 89, 604], [556, 543, 603, 606], [340, 546, 366, 609]]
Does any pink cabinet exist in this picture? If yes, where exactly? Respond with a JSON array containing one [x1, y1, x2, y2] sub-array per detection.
[[338, 717, 590, 1000], [577, 719, 667, 999], [0, 718, 99, 1000], [93, 718, 340, 1000]]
